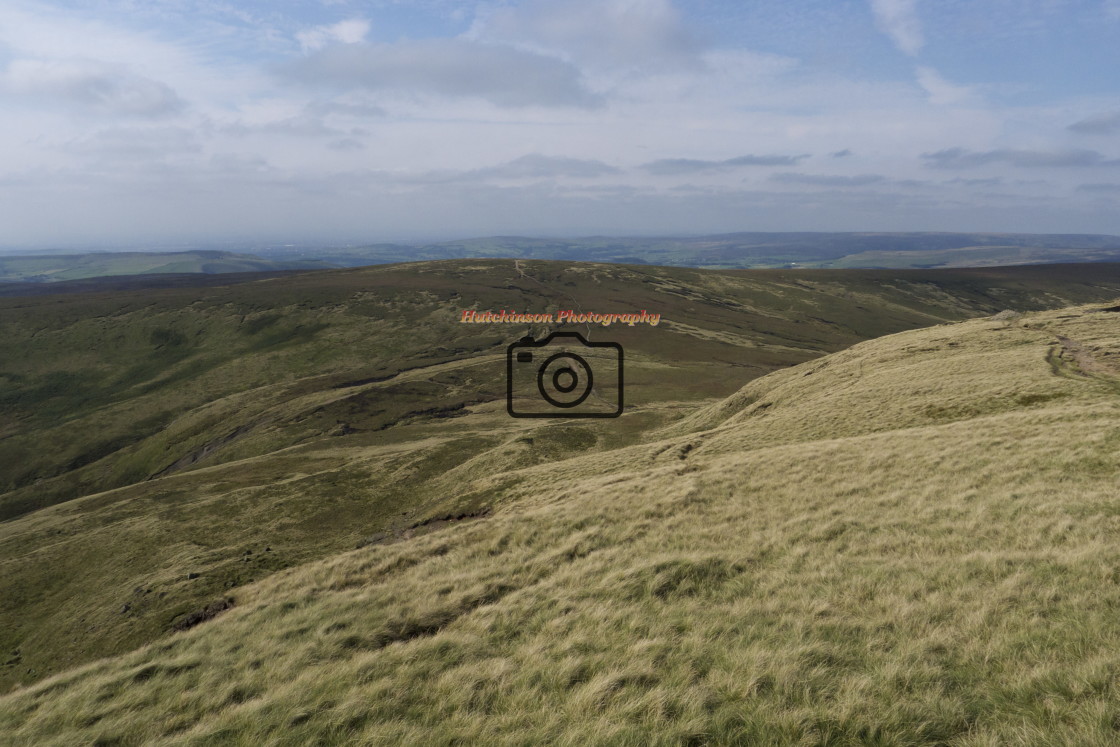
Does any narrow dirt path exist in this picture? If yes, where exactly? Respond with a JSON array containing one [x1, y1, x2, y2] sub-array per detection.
[[1056, 335, 1120, 377]]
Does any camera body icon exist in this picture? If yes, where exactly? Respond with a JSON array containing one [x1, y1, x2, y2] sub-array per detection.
[[506, 331, 624, 418]]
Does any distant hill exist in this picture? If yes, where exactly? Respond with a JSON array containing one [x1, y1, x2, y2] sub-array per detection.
[[0, 250, 333, 283], [0, 270, 305, 297], [257, 231, 1120, 270], [5, 234, 1120, 285]]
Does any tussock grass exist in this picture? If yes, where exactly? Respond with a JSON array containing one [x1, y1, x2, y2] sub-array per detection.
[[7, 262, 1120, 691], [4, 303, 1120, 743]]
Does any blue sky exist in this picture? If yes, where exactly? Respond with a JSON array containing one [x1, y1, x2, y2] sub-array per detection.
[[1, 0, 1118, 247]]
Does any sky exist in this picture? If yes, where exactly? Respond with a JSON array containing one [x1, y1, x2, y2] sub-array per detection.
[[1, 0, 1119, 248]]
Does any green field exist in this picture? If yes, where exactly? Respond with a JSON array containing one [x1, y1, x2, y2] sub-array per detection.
[[3, 260, 1120, 743]]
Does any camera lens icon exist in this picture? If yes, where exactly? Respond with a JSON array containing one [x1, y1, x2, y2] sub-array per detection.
[[537, 352, 593, 409], [507, 332, 623, 418]]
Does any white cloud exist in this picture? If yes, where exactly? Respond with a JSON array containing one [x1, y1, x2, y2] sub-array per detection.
[[869, 0, 924, 56], [641, 154, 810, 175], [327, 138, 365, 152], [923, 148, 1119, 169], [915, 66, 976, 106], [280, 38, 603, 109], [479, 154, 620, 179], [62, 126, 202, 159], [0, 4, 267, 119], [0, 5, 186, 68], [770, 173, 886, 187], [475, 0, 702, 71], [219, 114, 347, 138], [296, 19, 370, 52]]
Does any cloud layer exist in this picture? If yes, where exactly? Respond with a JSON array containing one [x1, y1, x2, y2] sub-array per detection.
[[923, 148, 1120, 169], [641, 154, 809, 175], [281, 38, 603, 109], [478, 0, 702, 71], [0, 0, 1117, 247], [1, 59, 185, 117], [1069, 111, 1120, 136], [869, 0, 924, 56]]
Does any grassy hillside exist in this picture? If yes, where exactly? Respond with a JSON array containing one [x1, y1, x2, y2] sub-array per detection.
[[4, 299, 1120, 744], [2, 260, 1120, 718], [2, 260, 1120, 696], [0, 251, 330, 283]]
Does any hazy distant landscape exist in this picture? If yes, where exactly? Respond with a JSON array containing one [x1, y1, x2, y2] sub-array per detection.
[[257, 231, 1120, 270], [0, 250, 330, 284], [3, 231, 1120, 290]]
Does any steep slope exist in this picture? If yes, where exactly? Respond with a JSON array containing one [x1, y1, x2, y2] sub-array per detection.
[[4, 302, 1120, 744]]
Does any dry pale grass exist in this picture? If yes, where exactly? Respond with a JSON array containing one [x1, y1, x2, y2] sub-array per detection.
[[4, 303, 1120, 745]]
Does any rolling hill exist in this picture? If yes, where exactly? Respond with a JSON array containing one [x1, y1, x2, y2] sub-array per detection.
[[3, 233, 1120, 289], [0, 251, 331, 284], [257, 232, 1120, 270], [3, 260, 1120, 743]]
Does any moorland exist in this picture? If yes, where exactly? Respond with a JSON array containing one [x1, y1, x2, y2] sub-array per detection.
[[3, 258, 1120, 743]]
